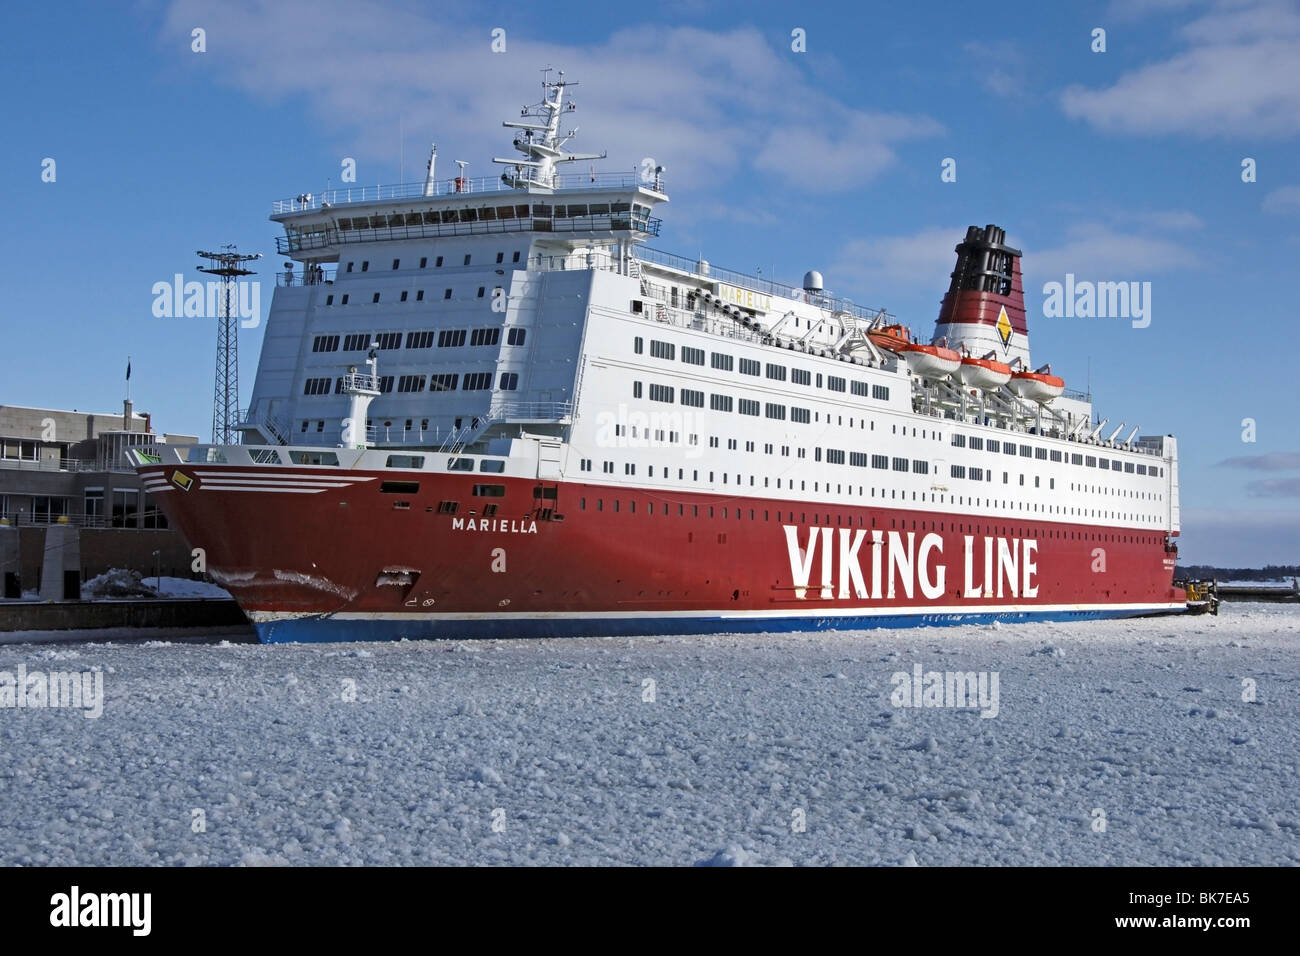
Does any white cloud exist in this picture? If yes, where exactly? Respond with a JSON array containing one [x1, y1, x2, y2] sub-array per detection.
[[1061, 1, 1300, 137], [1025, 224, 1198, 283], [160, 1, 940, 194], [1263, 185, 1300, 213], [829, 226, 966, 294]]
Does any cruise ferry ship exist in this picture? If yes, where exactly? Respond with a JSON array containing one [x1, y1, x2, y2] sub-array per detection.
[[132, 72, 1185, 642]]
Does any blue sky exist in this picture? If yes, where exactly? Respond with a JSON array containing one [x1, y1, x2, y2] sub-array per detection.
[[3, 0, 1298, 565]]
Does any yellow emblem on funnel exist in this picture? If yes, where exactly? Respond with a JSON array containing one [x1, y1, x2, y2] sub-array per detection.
[[171, 470, 193, 491], [995, 305, 1013, 349]]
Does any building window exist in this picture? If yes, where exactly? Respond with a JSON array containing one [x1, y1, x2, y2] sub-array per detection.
[[111, 489, 139, 528]]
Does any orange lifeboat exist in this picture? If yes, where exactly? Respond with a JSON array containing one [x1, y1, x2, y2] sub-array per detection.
[[1010, 364, 1065, 403], [902, 341, 961, 379], [867, 323, 911, 353], [958, 351, 1012, 390]]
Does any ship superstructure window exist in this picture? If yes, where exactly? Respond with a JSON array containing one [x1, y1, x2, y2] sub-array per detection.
[[649, 384, 674, 403], [850, 452, 867, 467], [739, 358, 760, 376], [430, 374, 459, 391], [1050, 450, 1063, 462], [711, 352, 733, 371], [790, 407, 811, 424], [913, 460, 929, 474], [680, 388, 705, 408], [375, 332, 401, 349], [448, 458, 474, 472], [970, 437, 984, 450], [397, 375, 426, 393], [987, 440, 1001, 452], [312, 334, 340, 352], [477, 287, 486, 298], [827, 376, 846, 392], [507, 328, 526, 346], [378, 376, 394, 393], [1019, 444, 1032, 457], [634, 337, 644, 354], [851, 380, 869, 397], [438, 329, 467, 348], [633, 382, 643, 398], [436, 256, 444, 267], [711, 394, 733, 412], [1035, 448, 1048, 460], [1005, 443, 1018, 457], [470, 328, 500, 347], [444, 289, 452, 299], [951, 434, 966, 447], [513, 251, 521, 263], [952, 465, 967, 479], [498, 372, 519, 390], [303, 377, 331, 395], [463, 254, 472, 266], [326, 295, 334, 305], [872, 385, 889, 401], [361, 261, 369, 272], [392, 259, 400, 270], [420, 257, 428, 268], [496, 252, 504, 264], [871, 455, 888, 469], [682, 346, 705, 366], [764, 403, 786, 420], [406, 331, 435, 349], [400, 291, 409, 302], [341, 295, 350, 305], [473, 484, 506, 497], [346, 262, 354, 273], [892, 457, 908, 472], [416, 290, 424, 301], [462, 373, 492, 390], [738, 399, 759, 416], [372, 293, 381, 303], [826, 449, 846, 465], [765, 363, 786, 381], [1072, 453, 1084, 465], [650, 340, 675, 360]]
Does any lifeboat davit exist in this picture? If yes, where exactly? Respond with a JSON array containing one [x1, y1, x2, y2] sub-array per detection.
[[958, 353, 1012, 390], [1010, 365, 1065, 403]]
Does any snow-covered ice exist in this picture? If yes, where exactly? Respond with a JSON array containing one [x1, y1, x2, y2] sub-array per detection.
[[0, 605, 1296, 866]]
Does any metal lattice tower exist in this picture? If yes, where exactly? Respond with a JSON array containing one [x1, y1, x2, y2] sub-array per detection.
[[197, 246, 261, 444]]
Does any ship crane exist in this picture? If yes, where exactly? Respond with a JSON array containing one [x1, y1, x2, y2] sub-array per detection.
[[1087, 417, 1109, 441]]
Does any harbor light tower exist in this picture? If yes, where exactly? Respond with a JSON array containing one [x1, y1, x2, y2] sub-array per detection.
[[197, 245, 261, 444]]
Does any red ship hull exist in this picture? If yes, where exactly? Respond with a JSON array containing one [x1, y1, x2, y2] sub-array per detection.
[[143, 464, 1186, 642]]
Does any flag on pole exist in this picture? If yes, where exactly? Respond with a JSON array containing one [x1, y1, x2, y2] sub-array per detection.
[[126, 358, 131, 381]]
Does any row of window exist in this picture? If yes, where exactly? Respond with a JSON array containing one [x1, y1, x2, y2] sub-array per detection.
[[323, 284, 503, 307], [949, 432, 1164, 477], [337, 201, 644, 233], [313, 327, 525, 353], [343, 250, 522, 271], [304, 372, 518, 395], [634, 337, 891, 402]]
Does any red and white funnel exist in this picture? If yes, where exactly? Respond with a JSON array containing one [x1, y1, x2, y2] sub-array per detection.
[[932, 224, 1030, 371]]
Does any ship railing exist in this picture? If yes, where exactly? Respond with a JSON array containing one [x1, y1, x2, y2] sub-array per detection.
[[271, 172, 655, 214], [486, 399, 574, 422], [275, 266, 337, 287], [276, 215, 661, 255], [632, 247, 897, 326], [341, 373, 379, 393]]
